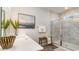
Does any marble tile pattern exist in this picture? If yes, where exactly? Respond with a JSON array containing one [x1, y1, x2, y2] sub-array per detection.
[[62, 19, 79, 50], [51, 18, 79, 50]]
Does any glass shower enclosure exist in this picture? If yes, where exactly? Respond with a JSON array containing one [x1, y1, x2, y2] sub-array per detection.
[[51, 13, 79, 50], [62, 15, 79, 50]]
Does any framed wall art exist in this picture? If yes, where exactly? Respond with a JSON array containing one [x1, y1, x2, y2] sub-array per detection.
[[18, 13, 35, 29]]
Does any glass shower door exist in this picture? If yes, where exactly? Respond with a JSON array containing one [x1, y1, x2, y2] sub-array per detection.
[[62, 18, 79, 50], [51, 19, 61, 45]]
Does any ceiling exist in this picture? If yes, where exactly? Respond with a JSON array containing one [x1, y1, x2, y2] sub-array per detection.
[[42, 7, 67, 14]]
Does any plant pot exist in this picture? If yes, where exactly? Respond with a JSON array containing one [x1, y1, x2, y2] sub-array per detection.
[[0, 36, 16, 49]]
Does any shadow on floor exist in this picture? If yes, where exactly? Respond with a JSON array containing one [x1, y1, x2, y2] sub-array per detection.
[[42, 44, 58, 51]]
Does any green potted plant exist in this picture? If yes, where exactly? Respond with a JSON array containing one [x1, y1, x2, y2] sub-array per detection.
[[2, 19, 10, 36], [0, 19, 16, 49], [10, 19, 19, 35]]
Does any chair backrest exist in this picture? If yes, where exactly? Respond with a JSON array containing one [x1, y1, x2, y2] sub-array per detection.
[[39, 32, 48, 37]]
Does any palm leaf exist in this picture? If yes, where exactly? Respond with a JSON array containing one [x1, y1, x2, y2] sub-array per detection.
[[2, 19, 10, 36], [10, 20, 19, 30], [2, 19, 10, 30]]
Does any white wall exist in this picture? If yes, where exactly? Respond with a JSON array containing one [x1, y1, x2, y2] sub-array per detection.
[[3, 7, 59, 43]]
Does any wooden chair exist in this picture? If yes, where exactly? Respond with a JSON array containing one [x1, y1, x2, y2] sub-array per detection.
[[39, 36, 48, 46]]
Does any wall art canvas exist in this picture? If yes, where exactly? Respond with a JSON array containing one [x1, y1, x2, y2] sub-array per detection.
[[18, 13, 35, 29]]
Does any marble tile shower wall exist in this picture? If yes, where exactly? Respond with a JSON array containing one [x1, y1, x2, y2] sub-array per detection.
[[62, 19, 79, 50], [52, 8, 79, 50], [53, 8, 79, 50], [52, 18, 79, 50]]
